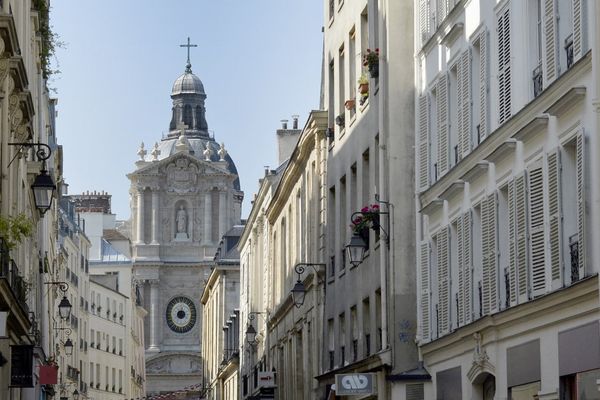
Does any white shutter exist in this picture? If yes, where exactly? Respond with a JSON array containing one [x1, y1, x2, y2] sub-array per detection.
[[576, 132, 585, 277], [457, 215, 464, 326], [437, 74, 449, 177], [459, 50, 472, 158], [419, 0, 430, 45], [436, 0, 448, 27], [572, 0, 583, 60], [418, 95, 430, 191], [515, 173, 529, 302], [419, 241, 431, 341], [508, 179, 517, 305], [547, 150, 563, 288], [482, 193, 498, 315], [479, 31, 489, 141], [527, 164, 546, 297], [497, 7, 512, 125], [462, 211, 472, 323], [437, 228, 450, 334], [542, 0, 558, 87]]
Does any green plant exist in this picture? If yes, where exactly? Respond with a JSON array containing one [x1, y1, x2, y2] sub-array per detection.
[[362, 48, 380, 68], [32, 0, 64, 80], [358, 73, 369, 85], [0, 213, 34, 249], [350, 204, 380, 233]]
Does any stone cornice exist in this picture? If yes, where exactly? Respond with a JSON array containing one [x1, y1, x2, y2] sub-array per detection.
[[420, 275, 599, 360]]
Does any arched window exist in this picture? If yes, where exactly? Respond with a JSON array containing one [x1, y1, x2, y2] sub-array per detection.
[[183, 105, 193, 128]]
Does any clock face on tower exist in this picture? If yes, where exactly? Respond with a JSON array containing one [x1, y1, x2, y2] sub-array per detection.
[[166, 296, 197, 333]]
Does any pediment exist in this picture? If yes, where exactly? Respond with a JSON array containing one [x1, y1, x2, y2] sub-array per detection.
[[129, 152, 233, 178]]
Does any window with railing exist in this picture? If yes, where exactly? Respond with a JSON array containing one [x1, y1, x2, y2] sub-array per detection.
[[565, 34, 574, 69], [532, 64, 543, 98], [328, 350, 335, 370], [365, 334, 371, 356], [569, 234, 579, 282]]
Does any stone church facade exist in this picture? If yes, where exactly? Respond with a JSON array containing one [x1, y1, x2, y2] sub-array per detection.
[[128, 58, 243, 397]]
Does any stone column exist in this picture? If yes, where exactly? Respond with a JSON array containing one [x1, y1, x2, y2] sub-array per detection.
[[136, 189, 145, 244], [218, 190, 227, 240], [202, 191, 212, 245], [151, 190, 159, 244], [147, 280, 160, 352]]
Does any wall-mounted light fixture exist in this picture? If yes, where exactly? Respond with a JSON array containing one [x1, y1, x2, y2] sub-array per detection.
[[44, 281, 71, 320], [346, 195, 392, 267], [245, 311, 267, 345], [290, 263, 325, 308], [8, 142, 56, 216]]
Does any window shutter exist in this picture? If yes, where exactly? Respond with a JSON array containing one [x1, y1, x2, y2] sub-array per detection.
[[572, 0, 584, 60], [508, 179, 517, 305], [479, 30, 489, 141], [515, 173, 529, 302], [547, 150, 563, 289], [457, 215, 464, 326], [459, 50, 472, 158], [542, 0, 558, 87], [418, 95, 430, 191], [436, 0, 448, 27], [419, 0, 430, 45], [482, 194, 498, 315], [528, 164, 546, 297], [419, 241, 431, 341], [576, 132, 585, 277], [437, 74, 449, 177], [462, 210, 472, 323], [437, 228, 450, 334], [497, 7, 512, 125]]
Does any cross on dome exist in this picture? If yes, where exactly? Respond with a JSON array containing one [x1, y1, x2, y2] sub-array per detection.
[[180, 37, 198, 73]]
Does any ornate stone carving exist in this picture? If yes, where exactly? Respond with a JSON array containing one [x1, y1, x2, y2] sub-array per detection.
[[203, 143, 213, 161], [175, 205, 188, 239], [166, 158, 198, 193], [467, 332, 495, 383], [151, 142, 161, 161]]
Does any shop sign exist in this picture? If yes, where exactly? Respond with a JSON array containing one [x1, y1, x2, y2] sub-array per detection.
[[335, 373, 376, 395]]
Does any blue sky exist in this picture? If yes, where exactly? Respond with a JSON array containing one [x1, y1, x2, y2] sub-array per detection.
[[51, 1, 323, 219]]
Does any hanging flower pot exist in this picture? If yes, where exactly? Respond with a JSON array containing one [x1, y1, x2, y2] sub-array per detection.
[[345, 99, 356, 110], [335, 113, 345, 128], [359, 83, 369, 95], [368, 62, 379, 79]]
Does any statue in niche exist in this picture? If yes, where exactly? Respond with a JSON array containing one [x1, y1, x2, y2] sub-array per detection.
[[175, 205, 189, 240]]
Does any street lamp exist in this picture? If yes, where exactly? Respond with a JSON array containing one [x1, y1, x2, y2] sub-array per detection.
[[8, 142, 56, 216], [346, 234, 367, 267], [72, 389, 79, 400], [245, 311, 267, 345], [290, 263, 325, 308], [346, 197, 391, 266], [45, 282, 71, 320], [63, 338, 73, 356], [58, 296, 72, 321]]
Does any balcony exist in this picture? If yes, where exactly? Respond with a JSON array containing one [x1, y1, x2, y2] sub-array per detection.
[[569, 234, 580, 282], [0, 238, 30, 335]]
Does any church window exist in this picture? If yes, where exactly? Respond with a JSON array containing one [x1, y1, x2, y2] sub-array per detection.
[[183, 104, 193, 128]]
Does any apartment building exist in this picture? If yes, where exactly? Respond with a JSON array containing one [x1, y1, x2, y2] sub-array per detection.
[[319, 0, 417, 398], [415, 0, 600, 398]]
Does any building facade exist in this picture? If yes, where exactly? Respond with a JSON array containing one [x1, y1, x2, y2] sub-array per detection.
[[415, 0, 600, 398], [0, 1, 65, 399], [318, 0, 417, 398], [129, 57, 242, 397], [201, 226, 242, 400]]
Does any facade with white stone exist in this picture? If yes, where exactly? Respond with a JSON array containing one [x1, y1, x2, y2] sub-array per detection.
[[129, 58, 242, 398], [415, 0, 600, 398]]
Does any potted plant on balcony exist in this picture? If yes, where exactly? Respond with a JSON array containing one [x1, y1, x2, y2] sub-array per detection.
[[363, 48, 380, 78], [345, 98, 356, 110], [358, 74, 369, 105], [0, 213, 33, 250], [335, 113, 345, 128], [350, 204, 381, 242]]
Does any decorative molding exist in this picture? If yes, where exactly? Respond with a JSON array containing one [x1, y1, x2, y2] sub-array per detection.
[[466, 332, 495, 384], [544, 87, 586, 116]]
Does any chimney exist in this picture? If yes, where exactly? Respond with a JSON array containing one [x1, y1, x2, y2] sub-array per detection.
[[276, 116, 302, 164]]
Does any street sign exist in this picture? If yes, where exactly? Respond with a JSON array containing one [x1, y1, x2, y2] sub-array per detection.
[[258, 371, 276, 388], [335, 373, 376, 395]]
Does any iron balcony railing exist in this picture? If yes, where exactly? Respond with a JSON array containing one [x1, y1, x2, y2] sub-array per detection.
[[565, 34, 574, 69], [0, 238, 29, 315], [569, 234, 579, 282], [533, 64, 543, 98]]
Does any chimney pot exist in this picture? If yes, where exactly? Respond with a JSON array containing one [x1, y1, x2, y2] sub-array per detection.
[[292, 115, 299, 129], [280, 119, 288, 130]]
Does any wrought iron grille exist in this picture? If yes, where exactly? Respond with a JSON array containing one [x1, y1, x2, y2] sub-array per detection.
[[565, 34, 574, 69], [533, 64, 543, 98], [569, 234, 579, 282]]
